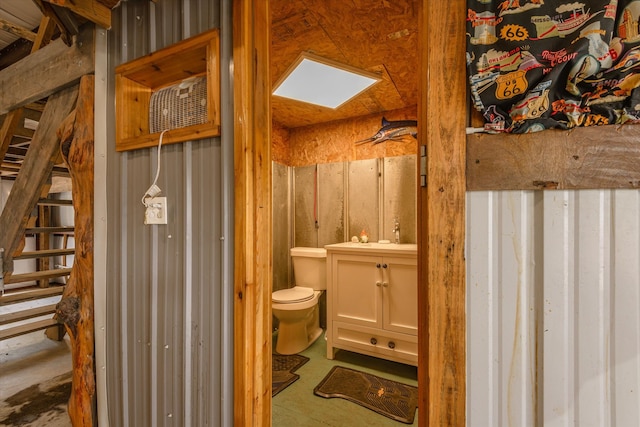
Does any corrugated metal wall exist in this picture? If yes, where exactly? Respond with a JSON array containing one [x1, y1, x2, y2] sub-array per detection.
[[288, 156, 416, 251], [104, 1, 233, 426], [467, 189, 640, 426]]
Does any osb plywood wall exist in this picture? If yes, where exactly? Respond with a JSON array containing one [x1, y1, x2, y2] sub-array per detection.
[[273, 105, 417, 166], [272, 121, 290, 165]]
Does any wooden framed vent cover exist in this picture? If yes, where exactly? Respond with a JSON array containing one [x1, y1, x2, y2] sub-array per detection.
[[115, 28, 220, 151]]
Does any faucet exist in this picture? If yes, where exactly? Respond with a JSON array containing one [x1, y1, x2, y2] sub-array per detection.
[[392, 217, 400, 244]]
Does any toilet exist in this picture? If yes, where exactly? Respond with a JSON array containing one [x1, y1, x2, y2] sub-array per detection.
[[272, 247, 326, 355]]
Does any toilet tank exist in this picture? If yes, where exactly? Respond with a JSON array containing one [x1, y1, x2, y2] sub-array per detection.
[[291, 247, 327, 290]]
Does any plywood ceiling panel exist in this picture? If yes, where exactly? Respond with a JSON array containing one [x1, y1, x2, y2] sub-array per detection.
[[271, 0, 418, 129]]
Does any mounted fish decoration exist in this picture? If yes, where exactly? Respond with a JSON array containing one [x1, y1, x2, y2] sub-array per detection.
[[355, 117, 418, 145]]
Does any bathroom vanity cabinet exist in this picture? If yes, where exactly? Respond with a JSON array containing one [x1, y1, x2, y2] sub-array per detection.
[[325, 242, 418, 366]]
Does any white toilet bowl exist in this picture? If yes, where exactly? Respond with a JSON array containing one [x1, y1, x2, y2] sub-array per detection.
[[272, 286, 323, 355], [273, 247, 326, 354]]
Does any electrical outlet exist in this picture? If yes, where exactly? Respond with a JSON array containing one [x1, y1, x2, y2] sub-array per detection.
[[144, 197, 167, 225]]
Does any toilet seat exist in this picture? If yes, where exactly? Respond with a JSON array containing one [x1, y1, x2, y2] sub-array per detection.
[[272, 286, 315, 304]]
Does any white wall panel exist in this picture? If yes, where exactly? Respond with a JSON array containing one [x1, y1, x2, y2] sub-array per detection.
[[467, 191, 537, 427], [467, 189, 640, 427], [611, 191, 640, 426], [542, 190, 577, 427]]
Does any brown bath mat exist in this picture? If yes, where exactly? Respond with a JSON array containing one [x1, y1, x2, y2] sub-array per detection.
[[314, 366, 418, 424], [272, 353, 310, 397]]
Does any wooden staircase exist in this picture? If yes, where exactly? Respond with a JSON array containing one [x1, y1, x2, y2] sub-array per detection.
[[1, 186, 74, 341], [0, 86, 78, 342]]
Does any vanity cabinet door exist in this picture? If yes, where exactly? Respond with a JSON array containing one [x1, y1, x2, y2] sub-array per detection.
[[331, 253, 382, 329], [381, 255, 418, 336]]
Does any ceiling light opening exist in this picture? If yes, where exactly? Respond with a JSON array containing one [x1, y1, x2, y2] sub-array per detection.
[[272, 52, 380, 109]]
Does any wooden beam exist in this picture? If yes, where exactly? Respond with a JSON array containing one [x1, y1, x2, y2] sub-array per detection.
[[33, 0, 77, 45], [0, 110, 22, 162], [56, 75, 96, 426], [0, 24, 94, 115], [0, 84, 78, 277], [419, 0, 467, 425], [0, 39, 32, 71], [32, 15, 58, 51], [233, 0, 272, 425], [467, 126, 640, 191], [45, 0, 111, 29], [0, 18, 37, 42]]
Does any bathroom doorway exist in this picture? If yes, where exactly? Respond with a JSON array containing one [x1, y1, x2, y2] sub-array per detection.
[[235, 0, 468, 423], [269, 1, 421, 425]]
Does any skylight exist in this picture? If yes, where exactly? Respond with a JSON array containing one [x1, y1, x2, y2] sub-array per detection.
[[272, 53, 380, 109]]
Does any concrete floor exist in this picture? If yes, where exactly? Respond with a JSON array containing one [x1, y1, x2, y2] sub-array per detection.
[[2, 299, 419, 426], [272, 332, 419, 426], [0, 296, 72, 427]]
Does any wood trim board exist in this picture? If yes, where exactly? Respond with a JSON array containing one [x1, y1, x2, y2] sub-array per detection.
[[233, 0, 272, 425], [467, 125, 640, 191]]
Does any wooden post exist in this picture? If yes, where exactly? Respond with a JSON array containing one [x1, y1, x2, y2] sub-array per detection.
[[36, 204, 51, 288], [418, 0, 467, 425], [56, 75, 96, 427], [233, 0, 272, 425]]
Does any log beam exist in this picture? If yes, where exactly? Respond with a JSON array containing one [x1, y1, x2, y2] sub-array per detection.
[[0, 18, 37, 42], [33, 0, 77, 46], [45, 0, 111, 30], [0, 24, 94, 115], [56, 75, 96, 427]]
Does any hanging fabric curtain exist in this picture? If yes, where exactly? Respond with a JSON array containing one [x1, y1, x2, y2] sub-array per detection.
[[467, 0, 640, 133]]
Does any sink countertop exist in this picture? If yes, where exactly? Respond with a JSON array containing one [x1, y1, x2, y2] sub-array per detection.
[[324, 241, 417, 254]]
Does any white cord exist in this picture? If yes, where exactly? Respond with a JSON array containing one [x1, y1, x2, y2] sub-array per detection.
[[141, 129, 169, 206]]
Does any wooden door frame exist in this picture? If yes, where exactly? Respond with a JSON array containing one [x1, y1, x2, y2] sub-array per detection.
[[232, 1, 273, 425], [232, 0, 467, 425], [418, 1, 467, 425]]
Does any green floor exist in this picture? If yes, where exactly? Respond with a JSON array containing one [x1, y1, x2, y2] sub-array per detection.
[[272, 331, 418, 426]]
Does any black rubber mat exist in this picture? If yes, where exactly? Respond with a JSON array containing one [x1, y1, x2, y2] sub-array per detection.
[[314, 366, 418, 424], [272, 353, 310, 397]]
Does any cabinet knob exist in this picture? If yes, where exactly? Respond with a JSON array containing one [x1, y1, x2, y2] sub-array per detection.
[[388, 341, 396, 349], [382, 282, 389, 287], [382, 263, 388, 268], [370, 338, 377, 345], [376, 281, 382, 287], [376, 263, 381, 268]]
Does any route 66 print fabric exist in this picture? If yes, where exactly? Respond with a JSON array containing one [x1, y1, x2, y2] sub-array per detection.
[[467, 0, 640, 133]]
